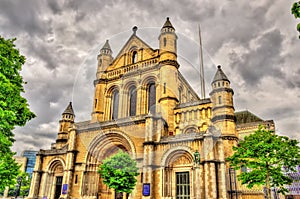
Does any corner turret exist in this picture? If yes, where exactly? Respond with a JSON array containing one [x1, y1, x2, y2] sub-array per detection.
[[56, 102, 75, 149], [159, 17, 177, 61], [97, 40, 113, 78], [210, 65, 237, 137]]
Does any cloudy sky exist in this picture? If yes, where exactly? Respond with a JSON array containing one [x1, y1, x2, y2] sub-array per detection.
[[0, 0, 299, 154]]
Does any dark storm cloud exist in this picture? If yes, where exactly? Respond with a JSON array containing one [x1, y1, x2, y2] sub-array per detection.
[[0, 0, 49, 37], [230, 29, 285, 86], [47, 1, 62, 15]]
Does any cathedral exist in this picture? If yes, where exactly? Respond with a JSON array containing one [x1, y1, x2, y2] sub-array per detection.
[[28, 18, 274, 199]]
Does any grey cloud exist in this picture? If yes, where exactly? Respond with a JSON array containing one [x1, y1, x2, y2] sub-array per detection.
[[47, 1, 62, 15], [230, 29, 285, 86], [0, 0, 49, 37]]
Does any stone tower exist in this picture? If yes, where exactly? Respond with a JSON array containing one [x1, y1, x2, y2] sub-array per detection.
[[92, 40, 113, 122], [96, 40, 113, 79], [210, 65, 238, 159], [157, 17, 179, 132], [56, 102, 75, 149]]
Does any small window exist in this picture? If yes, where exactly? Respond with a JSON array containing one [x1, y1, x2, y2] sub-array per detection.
[[75, 174, 78, 184], [132, 51, 137, 63], [94, 99, 97, 108], [218, 96, 222, 104], [164, 83, 166, 94], [163, 38, 167, 47]]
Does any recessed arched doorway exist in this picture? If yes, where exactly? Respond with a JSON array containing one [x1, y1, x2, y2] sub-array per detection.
[[82, 131, 136, 199], [43, 159, 65, 199], [161, 148, 194, 199]]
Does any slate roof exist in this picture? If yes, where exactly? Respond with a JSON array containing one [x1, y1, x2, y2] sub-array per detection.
[[212, 65, 229, 84], [235, 110, 263, 125], [63, 102, 74, 115]]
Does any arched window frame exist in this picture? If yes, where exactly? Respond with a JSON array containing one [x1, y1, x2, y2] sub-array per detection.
[[132, 51, 137, 64], [111, 89, 119, 120], [129, 86, 137, 116], [147, 82, 156, 114]]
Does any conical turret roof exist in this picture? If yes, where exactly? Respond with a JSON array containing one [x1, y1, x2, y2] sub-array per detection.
[[212, 65, 230, 84], [101, 40, 112, 50], [162, 17, 175, 30], [62, 102, 74, 116]]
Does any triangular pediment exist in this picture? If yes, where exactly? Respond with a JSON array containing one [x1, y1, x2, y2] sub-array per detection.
[[106, 34, 158, 71]]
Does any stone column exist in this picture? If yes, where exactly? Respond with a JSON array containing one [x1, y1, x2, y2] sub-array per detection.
[[218, 140, 227, 199], [28, 153, 43, 199], [61, 127, 77, 199], [40, 172, 48, 197], [194, 165, 201, 199]]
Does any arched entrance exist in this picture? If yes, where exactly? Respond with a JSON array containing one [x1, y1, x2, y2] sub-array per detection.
[[161, 147, 194, 199], [82, 131, 136, 199], [44, 159, 65, 199]]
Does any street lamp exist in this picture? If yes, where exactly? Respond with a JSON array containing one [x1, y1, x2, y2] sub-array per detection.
[[15, 176, 22, 199], [194, 150, 200, 165]]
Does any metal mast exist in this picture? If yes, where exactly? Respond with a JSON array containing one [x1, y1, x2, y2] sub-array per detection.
[[198, 24, 206, 99]]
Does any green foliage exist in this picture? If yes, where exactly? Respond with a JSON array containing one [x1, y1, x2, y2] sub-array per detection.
[[291, 1, 300, 38], [227, 126, 300, 196], [1, 172, 31, 197], [0, 36, 35, 189], [98, 150, 139, 194]]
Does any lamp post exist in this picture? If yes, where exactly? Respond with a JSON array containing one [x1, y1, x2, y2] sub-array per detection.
[[15, 176, 22, 199], [194, 150, 200, 165]]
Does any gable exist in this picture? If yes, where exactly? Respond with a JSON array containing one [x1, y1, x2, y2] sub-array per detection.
[[106, 34, 158, 71]]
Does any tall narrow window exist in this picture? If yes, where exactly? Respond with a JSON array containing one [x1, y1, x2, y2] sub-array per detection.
[[132, 51, 137, 63], [179, 89, 182, 102], [163, 38, 167, 47], [148, 83, 156, 114], [218, 96, 222, 104], [112, 90, 119, 120], [129, 86, 137, 116]]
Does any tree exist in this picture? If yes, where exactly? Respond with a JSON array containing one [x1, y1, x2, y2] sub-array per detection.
[[291, 1, 300, 39], [227, 126, 300, 199], [0, 36, 35, 189], [98, 150, 139, 198]]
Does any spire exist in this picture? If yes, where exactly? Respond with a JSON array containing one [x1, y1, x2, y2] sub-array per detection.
[[62, 102, 74, 116], [212, 65, 230, 84], [198, 24, 205, 99], [162, 17, 175, 30], [101, 40, 111, 51]]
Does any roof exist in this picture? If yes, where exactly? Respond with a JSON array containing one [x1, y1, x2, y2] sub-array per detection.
[[162, 17, 175, 30], [62, 102, 74, 115], [235, 110, 263, 125], [101, 40, 111, 50], [212, 65, 229, 84]]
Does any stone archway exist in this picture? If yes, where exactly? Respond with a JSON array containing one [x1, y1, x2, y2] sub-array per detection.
[[43, 159, 65, 199], [161, 147, 194, 198], [82, 131, 136, 199]]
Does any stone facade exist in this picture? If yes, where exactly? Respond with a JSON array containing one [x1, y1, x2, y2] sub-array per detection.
[[28, 18, 274, 199]]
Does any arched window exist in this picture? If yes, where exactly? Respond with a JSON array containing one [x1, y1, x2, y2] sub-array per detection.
[[111, 90, 119, 120], [132, 51, 137, 64], [148, 83, 156, 114], [129, 86, 137, 116]]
